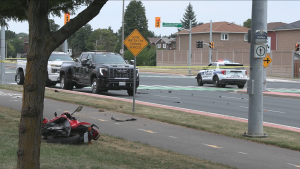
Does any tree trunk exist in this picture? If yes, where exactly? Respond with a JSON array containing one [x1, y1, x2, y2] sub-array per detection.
[[16, 0, 108, 168], [17, 1, 50, 168]]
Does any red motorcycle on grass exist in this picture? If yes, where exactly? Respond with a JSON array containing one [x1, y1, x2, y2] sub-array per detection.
[[42, 106, 100, 144]]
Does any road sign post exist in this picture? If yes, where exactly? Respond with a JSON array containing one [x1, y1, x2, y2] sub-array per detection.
[[123, 29, 148, 111], [254, 45, 267, 58], [263, 54, 272, 68]]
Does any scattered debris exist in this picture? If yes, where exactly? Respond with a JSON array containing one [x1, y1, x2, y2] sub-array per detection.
[[168, 91, 172, 93], [242, 98, 244, 99], [174, 101, 181, 103], [191, 94, 193, 96], [120, 106, 123, 108], [54, 90, 59, 92], [219, 96, 221, 98], [227, 103, 229, 105], [98, 109, 105, 112], [111, 116, 137, 122]]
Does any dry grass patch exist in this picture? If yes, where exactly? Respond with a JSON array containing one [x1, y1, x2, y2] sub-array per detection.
[[0, 105, 235, 169], [1, 84, 300, 152]]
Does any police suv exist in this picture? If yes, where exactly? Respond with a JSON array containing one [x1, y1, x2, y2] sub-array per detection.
[[195, 60, 247, 88]]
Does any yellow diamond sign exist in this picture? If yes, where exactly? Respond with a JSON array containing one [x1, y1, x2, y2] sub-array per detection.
[[263, 54, 272, 68], [123, 29, 148, 57]]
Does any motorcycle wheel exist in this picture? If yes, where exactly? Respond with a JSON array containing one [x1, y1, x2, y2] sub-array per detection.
[[47, 133, 81, 145]]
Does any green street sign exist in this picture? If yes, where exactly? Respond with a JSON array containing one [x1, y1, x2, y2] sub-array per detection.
[[162, 23, 182, 27]]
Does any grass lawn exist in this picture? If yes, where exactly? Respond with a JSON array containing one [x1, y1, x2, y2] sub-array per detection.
[[0, 105, 235, 169], [1, 84, 300, 154]]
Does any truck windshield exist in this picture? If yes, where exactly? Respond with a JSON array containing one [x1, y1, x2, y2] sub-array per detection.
[[49, 54, 73, 61], [94, 54, 126, 64], [219, 64, 245, 69]]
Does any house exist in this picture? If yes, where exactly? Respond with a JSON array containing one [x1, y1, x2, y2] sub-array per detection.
[[267, 22, 287, 51], [175, 21, 250, 51], [148, 37, 176, 50], [271, 20, 300, 51], [148, 37, 160, 47]]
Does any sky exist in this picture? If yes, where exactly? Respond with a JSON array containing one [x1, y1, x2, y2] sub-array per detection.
[[4, 1, 299, 37]]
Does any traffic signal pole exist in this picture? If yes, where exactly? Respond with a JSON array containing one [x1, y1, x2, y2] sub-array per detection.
[[244, 0, 268, 138], [0, 25, 5, 84], [209, 20, 212, 63], [121, 0, 125, 58], [188, 20, 192, 76]]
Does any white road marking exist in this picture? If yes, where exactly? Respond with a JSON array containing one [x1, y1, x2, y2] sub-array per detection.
[[202, 143, 223, 148], [169, 136, 177, 138], [115, 123, 120, 125], [239, 106, 285, 113], [238, 152, 248, 155]]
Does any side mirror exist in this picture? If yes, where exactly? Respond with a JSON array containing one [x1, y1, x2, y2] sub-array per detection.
[[81, 58, 90, 66], [76, 106, 83, 112], [75, 58, 79, 62], [130, 60, 134, 65]]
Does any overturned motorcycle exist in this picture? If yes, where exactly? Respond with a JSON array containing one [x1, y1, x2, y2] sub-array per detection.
[[42, 106, 100, 145]]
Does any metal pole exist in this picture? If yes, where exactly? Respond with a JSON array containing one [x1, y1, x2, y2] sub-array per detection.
[[0, 25, 5, 84], [132, 56, 136, 111], [64, 40, 68, 53], [209, 20, 212, 63], [188, 20, 192, 75], [121, 0, 125, 58], [244, 0, 268, 138]]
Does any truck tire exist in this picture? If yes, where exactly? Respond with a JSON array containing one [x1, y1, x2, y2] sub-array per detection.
[[92, 78, 101, 94], [46, 133, 81, 145], [238, 85, 245, 89], [61, 75, 73, 90], [16, 71, 24, 85]]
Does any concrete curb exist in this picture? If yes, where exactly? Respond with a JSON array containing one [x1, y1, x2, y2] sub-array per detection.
[[236, 90, 300, 100]]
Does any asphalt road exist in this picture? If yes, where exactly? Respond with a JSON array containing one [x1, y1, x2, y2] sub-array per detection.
[[0, 88, 300, 169], [3, 65, 300, 129]]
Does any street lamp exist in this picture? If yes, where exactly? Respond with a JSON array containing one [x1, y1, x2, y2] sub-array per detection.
[[178, 20, 192, 76]]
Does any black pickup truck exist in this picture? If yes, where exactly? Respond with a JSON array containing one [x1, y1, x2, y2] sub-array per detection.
[[59, 52, 139, 96]]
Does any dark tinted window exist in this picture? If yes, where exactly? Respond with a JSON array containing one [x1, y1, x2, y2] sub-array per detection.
[[49, 54, 73, 61], [94, 54, 126, 64], [219, 63, 244, 69]]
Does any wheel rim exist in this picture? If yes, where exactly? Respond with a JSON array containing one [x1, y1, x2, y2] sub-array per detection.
[[92, 81, 97, 93], [61, 78, 64, 88], [16, 74, 20, 83], [214, 78, 217, 86]]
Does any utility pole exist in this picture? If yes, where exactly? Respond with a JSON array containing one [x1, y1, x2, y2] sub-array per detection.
[[209, 20, 212, 63], [0, 25, 5, 84], [121, 0, 125, 58], [188, 20, 192, 75], [244, 0, 268, 138]]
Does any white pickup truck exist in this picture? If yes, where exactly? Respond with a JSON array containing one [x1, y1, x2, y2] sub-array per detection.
[[15, 52, 74, 86]]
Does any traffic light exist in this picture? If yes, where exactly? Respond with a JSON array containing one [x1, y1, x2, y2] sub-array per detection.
[[209, 41, 214, 49], [64, 12, 70, 25], [196, 41, 203, 48], [155, 17, 161, 28], [295, 43, 299, 51]]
